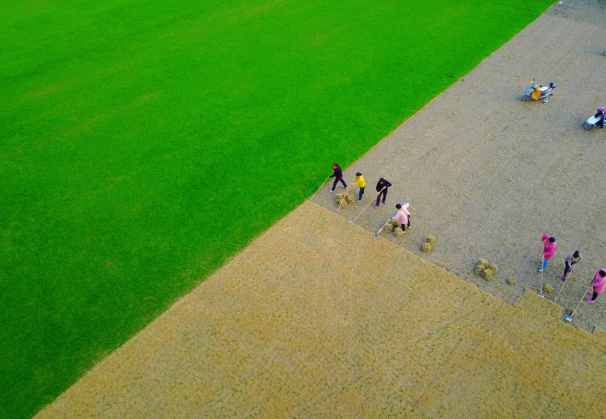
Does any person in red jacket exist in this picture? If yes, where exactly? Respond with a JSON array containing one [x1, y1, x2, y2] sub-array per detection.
[[329, 163, 347, 192], [587, 269, 606, 303], [538, 234, 557, 272]]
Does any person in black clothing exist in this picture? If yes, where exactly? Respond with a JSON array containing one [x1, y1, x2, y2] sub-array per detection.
[[329, 163, 347, 192], [375, 178, 392, 208]]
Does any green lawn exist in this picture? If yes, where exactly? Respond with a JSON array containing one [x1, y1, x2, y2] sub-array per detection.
[[1, 0, 552, 417]]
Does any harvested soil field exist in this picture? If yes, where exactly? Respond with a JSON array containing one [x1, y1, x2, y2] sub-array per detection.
[[36, 202, 606, 418], [314, 0, 606, 331]]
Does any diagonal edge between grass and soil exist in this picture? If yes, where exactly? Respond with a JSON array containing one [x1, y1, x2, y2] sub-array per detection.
[[35, 199, 606, 418], [0, 0, 556, 418]]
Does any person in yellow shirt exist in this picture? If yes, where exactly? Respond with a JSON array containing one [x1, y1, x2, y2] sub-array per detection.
[[531, 83, 542, 101], [352, 172, 366, 203]]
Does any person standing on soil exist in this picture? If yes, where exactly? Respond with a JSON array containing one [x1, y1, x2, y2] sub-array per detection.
[[375, 178, 392, 208], [539, 234, 557, 272], [586, 269, 606, 303], [391, 203, 411, 233], [352, 172, 366, 203], [329, 163, 347, 192], [562, 251, 583, 281]]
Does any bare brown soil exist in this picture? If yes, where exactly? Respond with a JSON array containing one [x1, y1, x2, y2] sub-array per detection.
[[314, 0, 606, 331], [36, 202, 606, 418]]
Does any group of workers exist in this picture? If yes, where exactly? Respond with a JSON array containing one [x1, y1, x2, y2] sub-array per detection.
[[329, 163, 411, 232], [540, 234, 605, 303], [329, 164, 395, 208], [327, 164, 605, 305]]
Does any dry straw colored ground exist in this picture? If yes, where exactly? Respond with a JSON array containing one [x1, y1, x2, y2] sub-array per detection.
[[314, 0, 606, 331], [37, 202, 606, 418]]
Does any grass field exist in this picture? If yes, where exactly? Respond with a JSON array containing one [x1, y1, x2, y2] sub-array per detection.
[[1, 0, 553, 417]]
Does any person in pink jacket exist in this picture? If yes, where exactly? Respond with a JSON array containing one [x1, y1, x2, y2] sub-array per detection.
[[586, 269, 606, 303], [539, 234, 557, 272], [391, 203, 411, 233]]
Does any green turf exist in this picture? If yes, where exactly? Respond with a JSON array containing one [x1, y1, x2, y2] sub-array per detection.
[[1, 0, 553, 417]]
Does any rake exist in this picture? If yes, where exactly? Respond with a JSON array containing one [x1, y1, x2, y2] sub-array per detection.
[[350, 187, 386, 223], [538, 257, 545, 298], [565, 282, 594, 322], [553, 265, 574, 303], [309, 175, 330, 202]]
